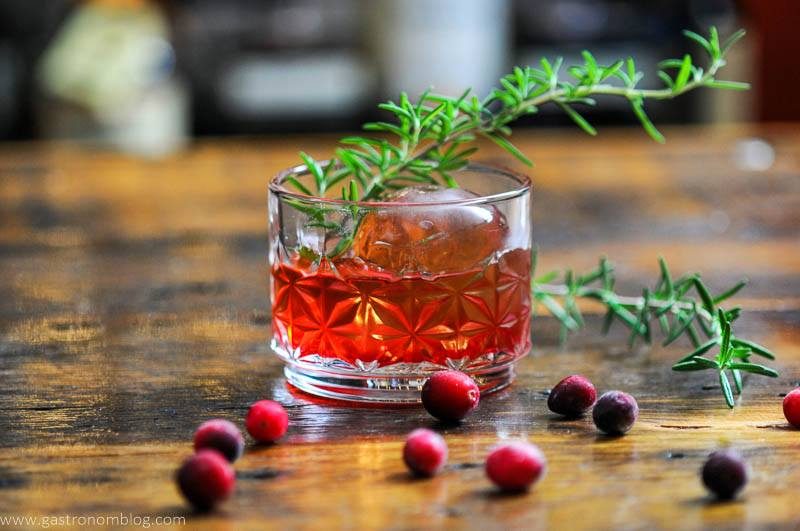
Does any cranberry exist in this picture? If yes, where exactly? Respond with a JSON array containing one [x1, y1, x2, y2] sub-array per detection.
[[403, 428, 448, 477], [485, 442, 547, 492], [702, 449, 749, 499], [245, 400, 289, 443], [547, 375, 597, 417], [783, 388, 800, 427], [194, 419, 245, 463], [176, 450, 235, 511], [421, 370, 480, 422], [592, 390, 639, 435]]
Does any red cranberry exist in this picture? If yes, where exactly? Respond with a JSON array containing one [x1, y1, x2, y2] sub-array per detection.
[[194, 419, 245, 463], [702, 449, 749, 499], [592, 390, 639, 435], [421, 370, 480, 422], [783, 388, 800, 427], [485, 442, 547, 492], [403, 428, 448, 477], [176, 450, 235, 511], [245, 400, 289, 443], [547, 375, 597, 417]]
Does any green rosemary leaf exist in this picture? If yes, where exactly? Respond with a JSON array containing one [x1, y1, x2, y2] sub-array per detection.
[[728, 362, 779, 378], [601, 60, 624, 81], [284, 175, 313, 196], [378, 101, 413, 120], [439, 170, 459, 188], [299, 152, 324, 192], [658, 314, 670, 335], [732, 368, 743, 394], [683, 29, 713, 55], [718, 308, 732, 363], [693, 277, 716, 313], [674, 54, 693, 91], [713, 279, 748, 304], [659, 58, 685, 69], [721, 29, 747, 56], [630, 98, 665, 143], [658, 71, 674, 90], [662, 309, 697, 346], [485, 134, 533, 166], [674, 338, 717, 364], [307, 219, 340, 230], [534, 271, 559, 284], [708, 26, 721, 58], [539, 57, 554, 77], [601, 308, 615, 334], [673, 357, 718, 371], [706, 80, 751, 91], [658, 257, 674, 294], [420, 102, 447, 131], [536, 293, 579, 331], [719, 370, 735, 408], [730, 338, 776, 360], [558, 102, 598, 136], [686, 322, 701, 347], [363, 121, 407, 138], [625, 57, 637, 87]]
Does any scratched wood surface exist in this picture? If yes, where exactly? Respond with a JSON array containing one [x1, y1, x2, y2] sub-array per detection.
[[0, 125, 799, 530]]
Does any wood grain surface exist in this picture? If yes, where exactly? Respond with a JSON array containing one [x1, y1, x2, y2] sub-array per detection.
[[1, 125, 799, 530]]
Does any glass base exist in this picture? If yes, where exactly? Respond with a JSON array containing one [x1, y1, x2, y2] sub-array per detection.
[[283, 361, 517, 404]]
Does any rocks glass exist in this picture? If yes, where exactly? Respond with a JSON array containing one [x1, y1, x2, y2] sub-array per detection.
[[269, 163, 532, 403]]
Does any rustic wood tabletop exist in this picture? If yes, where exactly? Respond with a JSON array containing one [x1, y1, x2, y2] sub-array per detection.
[[0, 125, 798, 530]]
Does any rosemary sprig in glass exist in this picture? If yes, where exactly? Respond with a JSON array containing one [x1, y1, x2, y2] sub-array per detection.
[[284, 27, 777, 407], [532, 254, 778, 408]]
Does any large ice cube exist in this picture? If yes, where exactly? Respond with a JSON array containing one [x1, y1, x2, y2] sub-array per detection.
[[351, 186, 508, 273]]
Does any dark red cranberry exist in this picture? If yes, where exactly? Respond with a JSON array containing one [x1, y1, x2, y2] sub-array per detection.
[[485, 442, 547, 492], [592, 390, 639, 435], [547, 375, 597, 417], [421, 370, 480, 422], [702, 449, 749, 499], [194, 419, 245, 463], [245, 400, 289, 443], [783, 388, 800, 427], [176, 450, 235, 511], [403, 428, 448, 477]]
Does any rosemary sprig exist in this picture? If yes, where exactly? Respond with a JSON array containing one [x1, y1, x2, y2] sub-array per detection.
[[532, 254, 778, 408], [289, 27, 748, 205]]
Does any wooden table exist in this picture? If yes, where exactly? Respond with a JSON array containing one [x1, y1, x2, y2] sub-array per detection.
[[1, 125, 799, 530]]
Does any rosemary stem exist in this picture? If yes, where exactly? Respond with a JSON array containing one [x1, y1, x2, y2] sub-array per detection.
[[534, 282, 713, 321]]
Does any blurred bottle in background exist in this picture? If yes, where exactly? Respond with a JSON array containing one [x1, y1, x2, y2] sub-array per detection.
[[35, 0, 188, 157], [367, 0, 509, 99]]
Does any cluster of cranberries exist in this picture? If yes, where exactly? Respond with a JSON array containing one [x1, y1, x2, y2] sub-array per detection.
[[409, 371, 546, 492], [547, 374, 638, 435], [176, 400, 288, 511], [175, 370, 800, 509], [402, 428, 546, 492]]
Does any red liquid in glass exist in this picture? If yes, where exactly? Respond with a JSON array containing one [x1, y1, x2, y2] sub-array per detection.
[[271, 248, 531, 367]]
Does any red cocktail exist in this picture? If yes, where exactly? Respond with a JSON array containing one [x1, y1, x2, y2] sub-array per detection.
[[269, 164, 532, 402]]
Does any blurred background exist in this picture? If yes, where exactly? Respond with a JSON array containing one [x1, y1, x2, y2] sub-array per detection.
[[0, 0, 797, 157]]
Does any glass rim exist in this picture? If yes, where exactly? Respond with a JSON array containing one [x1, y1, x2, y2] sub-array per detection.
[[269, 162, 532, 208]]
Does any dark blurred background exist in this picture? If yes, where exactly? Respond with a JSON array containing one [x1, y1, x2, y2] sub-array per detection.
[[0, 0, 797, 157]]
